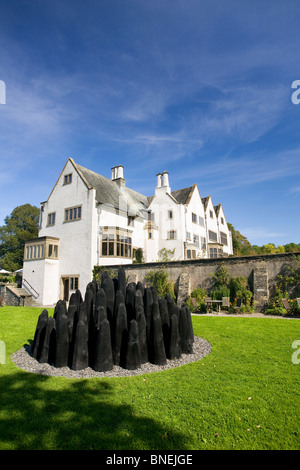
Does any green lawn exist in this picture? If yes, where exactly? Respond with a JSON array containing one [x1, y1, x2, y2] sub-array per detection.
[[0, 306, 300, 450]]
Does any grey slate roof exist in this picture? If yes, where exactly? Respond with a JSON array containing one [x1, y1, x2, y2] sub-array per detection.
[[73, 160, 149, 216], [72, 158, 199, 213], [171, 187, 194, 204]]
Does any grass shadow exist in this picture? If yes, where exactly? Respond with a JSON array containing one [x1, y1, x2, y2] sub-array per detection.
[[0, 370, 189, 450]]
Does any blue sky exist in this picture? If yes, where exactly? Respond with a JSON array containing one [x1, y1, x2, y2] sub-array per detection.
[[0, 0, 300, 246]]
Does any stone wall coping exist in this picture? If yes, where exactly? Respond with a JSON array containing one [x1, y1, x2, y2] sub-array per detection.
[[102, 251, 300, 271]]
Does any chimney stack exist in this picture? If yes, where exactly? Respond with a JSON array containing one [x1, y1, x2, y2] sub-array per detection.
[[155, 170, 171, 195], [111, 165, 125, 189], [161, 171, 169, 188]]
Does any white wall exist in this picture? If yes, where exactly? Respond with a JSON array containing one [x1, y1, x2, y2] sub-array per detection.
[[205, 197, 220, 244], [185, 187, 207, 258], [39, 159, 96, 301], [147, 192, 185, 261], [216, 205, 233, 256]]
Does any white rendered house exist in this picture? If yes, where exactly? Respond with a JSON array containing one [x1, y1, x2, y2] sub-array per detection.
[[23, 158, 233, 305]]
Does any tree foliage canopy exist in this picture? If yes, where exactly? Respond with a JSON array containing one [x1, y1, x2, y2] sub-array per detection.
[[0, 204, 40, 271], [228, 223, 300, 257]]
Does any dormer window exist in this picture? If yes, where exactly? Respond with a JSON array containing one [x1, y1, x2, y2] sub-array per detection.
[[64, 173, 72, 185]]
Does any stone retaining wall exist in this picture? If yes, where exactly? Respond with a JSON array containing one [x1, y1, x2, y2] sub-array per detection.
[[0, 284, 33, 307], [108, 252, 300, 312]]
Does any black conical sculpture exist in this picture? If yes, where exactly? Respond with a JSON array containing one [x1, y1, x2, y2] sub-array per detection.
[[31, 267, 194, 372]]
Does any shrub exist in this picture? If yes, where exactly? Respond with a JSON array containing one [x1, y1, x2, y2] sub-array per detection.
[[211, 286, 230, 301], [92, 266, 118, 284], [212, 263, 229, 289], [210, 265, 254, 312], [229, 276, 253, 312], [191, 287, 207, 303], [265, 306, 288, 316], [144, 268, 176, 300], [186, 287, 207, 312], [133, 248, 144, 264], [266, 290, 300, 317]]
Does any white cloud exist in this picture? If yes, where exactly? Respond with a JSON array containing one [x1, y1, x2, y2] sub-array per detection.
[[172, 147, 300, 191], [240, 227, 287, 243]]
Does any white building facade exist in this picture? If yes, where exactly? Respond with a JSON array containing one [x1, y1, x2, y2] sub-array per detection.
[[23, 158, 233, 305]]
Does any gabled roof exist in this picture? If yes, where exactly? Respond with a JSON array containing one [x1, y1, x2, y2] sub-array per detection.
[[214, 203, 222, 217], [171, 185, 195, 204], [46, 158, 204, 216], [72, 160, 149, 216], [201, 195, 212, 211], [148, 184, 197, 207]]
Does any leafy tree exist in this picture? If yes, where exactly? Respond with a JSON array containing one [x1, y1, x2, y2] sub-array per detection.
[[284, 243, 300, 253], [228, 222, 299, 257], [0, 204, 40, 271], [227, 223, 253, 256], [251, 244, 263, 254]]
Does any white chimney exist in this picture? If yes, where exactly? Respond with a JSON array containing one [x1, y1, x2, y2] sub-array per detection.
[[116, 165, 124, 179], [111, 166, 116, 180], [162, 171, 170, 188], [155, 170, 171, 195], [112, 165, 125, 189]]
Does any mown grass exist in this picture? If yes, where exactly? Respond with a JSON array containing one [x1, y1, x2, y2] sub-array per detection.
[[0, 307, 300, 450]]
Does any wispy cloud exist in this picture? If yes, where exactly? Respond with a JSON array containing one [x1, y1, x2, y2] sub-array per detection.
[[289, 186, 300, 195], [240, 227, 287, 243], [172, 147, 300, 192]]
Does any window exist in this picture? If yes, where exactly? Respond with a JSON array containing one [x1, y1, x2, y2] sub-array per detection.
[[24, 240, 56, 260], [186, 232, 191, 240], [65, 205, 82, 222], [198, 216, 205, 227], [148, 232, 152, 239], [168, 210, 173, 219], [210, 210, 214, 219], [192, 213, 197, 223], [47, 212, 56, 226], [201, 237, 206, 249], [101, 228, 132, 258], [210, 247, 223, 259], [193, 234, 199, 247], [48, 244, 58, 259], [208, 230, 218, 242], [64, 173, 72, 185], [221, 217, 224, 225], [116, 234, 131, 257], [186, 249, 196, 259], [220, 231, 228, 246], [167, 230, 177, 240], [70, 276, 79, 291]]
